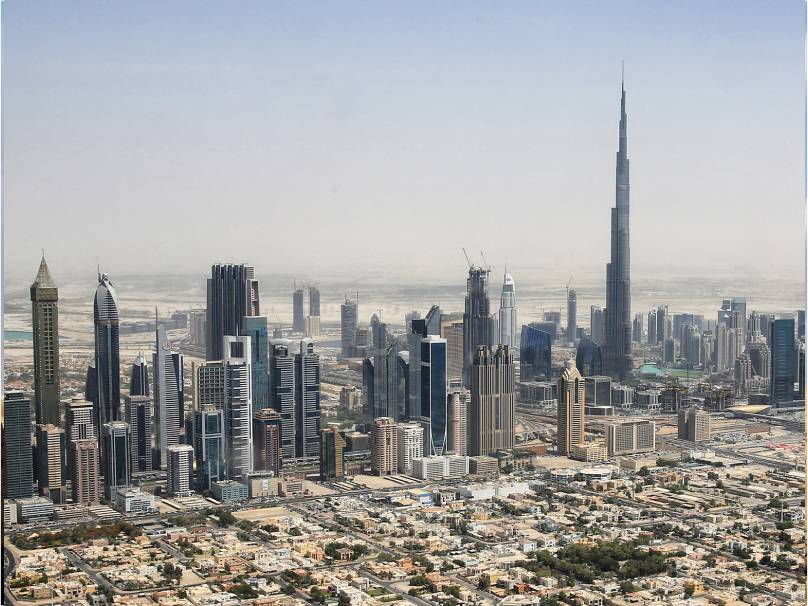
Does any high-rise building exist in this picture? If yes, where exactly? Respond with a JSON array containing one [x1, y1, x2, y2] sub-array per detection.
[[166, 444, 194, 497], [677, 409, 711, 442], [396, 423, 424, 474], [35, 424, 66, 504], [605, 419, 655, 456], [31, 255, 61, 427], [469, 345, 515, 456], [770, 318, 796, 405], [443, 321, 464, 382], [320, 428, 345, 480], [556, 360, 585, 457], [102, 421, 131, 500], [632, 312, 644, 343], [71, 440, 101, 505], [647, 310, 657, 345], [153, 320, 184, 468], [206, 264, 259, 361], [681, 325, 701, 369], [296, 338, 321, 458], [735, 353, 752, 394], [94, 272, 121, 431], [129, 353, 149, 397], [576, 337, 603, 376], [420, 335, 448, 456], [269, 339, 297, 459], [188, 310, 207, 349], [125, 395, 153, 473], [223, 336, 253, 481], [65, 398, 96, 443], [292, 288, 305, 332], [463, 266, 496, 387], [566, 289, 578, 344], [370, 417, 398, 476], [193, 408, 224, 491], [656, 305, 669, 344], [604, 78, 633, 380], [2, 391, 34, 500], [242, 316, 269, 413], [309, 286, 321, 317], [253, 408, 283, 475], [584, 376, 612, 406], [499, 273, 517, 348], [340, 297, 359, 358], [446, 387, 469, 456], [520, 325, 552, 381], [590, 306, 606, 346]]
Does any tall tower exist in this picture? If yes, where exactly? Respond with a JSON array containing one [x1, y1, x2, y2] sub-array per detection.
[[35, 424, 67, 504], [153, 318, 184, 469], [498, 273, 517, 348], [94, 271, 121, 429], [469, 345, 515, 456], [31, 255, 61, 426], [604, 74, 632, 380], [241, 316, 269, 413], [223, 335, 253, 481], [462, 266, 496, 387], [340, 296, 359, 358], [269, 339, 297, 460], [566, 288, 578, 345], [2, 392, 34, 500], [292, 287, 305, 332], [419, 335, 448, 456], [295, 338, 321, 458], [253, 408, 283, 475], [206, 264, 259, 361], [102, 420, 131, 500], [556, 360, 585, 457], [125, 395, 153, 473], [129, 353, 150, 397]]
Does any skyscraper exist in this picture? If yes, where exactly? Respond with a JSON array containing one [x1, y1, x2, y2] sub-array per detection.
[[153, 320, 184, 468], [469, 345, 515, 456], [309, 286, 321, 317], [242, 315, 269, 413], [223, 336, 253, 480], [770, 318, 796, 405], [590, 306, 606, 346], [166, 444, 194, 497], [498, 273, 517, 348], [566, 289, 577, 344], [129, 353, 150, 397], [292, 287, 305, 332], [340, 296, 358, 358], [94, 272, 121, 430], [677, 409, 711, 442], [125, 395, 153, 473], [576, 337, 603, 377], [31, 255, 61, 427], [520, 325, 552, 381], [253, 408, 283, 475], [396, 423, 424, 474], [556, 360, 585, 457], [462, 266, 496, 387], [2, 391, 34, 500], [35, 424, 67, 504], [102, 421, 131, 500], [193, 408, 224, 491], [604, 77, 632, 380], [632, 312, 644, 343], [71, 439, 101, 505], [446, 387, 469, 456], [420, 335, 448, 456], [206, 264, 259, 361], [370, 417, 397, 476], [320, 428, 345, 480], [647, 309, 657, 345], [295, 338, 321, 458], [269, 339, 297, 459]]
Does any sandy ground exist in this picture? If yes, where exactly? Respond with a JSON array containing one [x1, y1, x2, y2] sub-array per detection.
[[232, 506, 301, 523]]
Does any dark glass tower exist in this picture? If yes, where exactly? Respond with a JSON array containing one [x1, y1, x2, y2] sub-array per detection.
[[770, 318, 796, 405], [2, 391, 34, 499], [31, 255, 61, 426], [462, 266, 496, 387], [520, 325, 552, 381], [130, 353, 149, 397], [94, 272, 121, 429], [206, 264, 260, 361], [242, 315, 269, 413], [292, 288, 305, 332], [604, 76, 632, 380], [295, 338, 321, 458]]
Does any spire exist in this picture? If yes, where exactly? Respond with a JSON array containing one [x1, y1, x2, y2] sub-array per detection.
[[32, 254, 57, 289]]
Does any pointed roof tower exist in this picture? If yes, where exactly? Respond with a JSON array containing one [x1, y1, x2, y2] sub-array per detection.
[[31, 253, 57, 290]]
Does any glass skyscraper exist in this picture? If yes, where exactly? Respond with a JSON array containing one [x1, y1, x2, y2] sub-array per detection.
[[206, 263, 259, 361], [520, 325, 552, 381], [242, 315, 269, 413], [420, 335, 448, 456], [30, 255, 60, 427], [94, 272, 121, 430], [770, 318, 795, 405], [576, 337, 604, 377], [2, 391, 34, 500]]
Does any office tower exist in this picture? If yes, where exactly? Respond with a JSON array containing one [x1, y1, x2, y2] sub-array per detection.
[[270, 340, 297, 459], [718, 298, 747, 346], [566, 289, 577, 344], [520, 325, 552, 381], [193, 409, 225, 490], [735, 354, 752, 393], [125, 395, 153, 473], [605, 419, 656, 456], [153, 320, 184, 468], [102, 421, 131, 500], [647, 310, 657, 344], [340, 296, 359, 357], [590, 306, 606, 346], [320, 428, 345, 480], [295, 338, 321, 458], [394, 352, 410, 421], [447, 387, 469, 456], [71, 440, 101, 505], [443, 321, 464, 382], [166, 444, 194, 497], [700, 331, 715, 370], [253, 408, 283, 475], [362, 357, 376, 422], [396, 423, 424, 474], [420, 335, 448, 456], [65, 398, 96, 443], [677, 409, 711, 442], [681, 325, 701, 369], [584, 376, 612, 406], [292, 287, 305, 332], [223, 336, 253, 480], [308, 286, 321, 317], [189, 310, 207, 348], [770, 318, 796, 405], [206, 263, 259, 361], [30, 255, 61, 427], [798, 310, 806, 339], [556, 360, 585, 457], [662, 337, 675, 364], [604, 78, 632, 380], [498, 273, 517, 348], [129, 353, 149, 397], [370, 417, 398, 476], [2, 391, 34, 499], [576, 337, 603, 376], [463, 266, 496, 387], [35, 424, 66, 504], [405, 311, 421, 333], [242, 316, 269, 413], [632, 312, 644, 343], [655, 305, 669, 344], [468, 345, 515, 456], [94, 272, 121, 430]]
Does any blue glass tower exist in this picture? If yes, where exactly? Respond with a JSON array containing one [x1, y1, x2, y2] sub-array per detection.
[[576, 337, 604, 377], [242, 315, 269, 413], [94, 272, 121, 429], [769, 318, 795, 405], [520, 325, 552, 381], [420, 336, 448, 456]]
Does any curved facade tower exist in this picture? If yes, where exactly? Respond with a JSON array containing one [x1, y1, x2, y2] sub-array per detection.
[[498, 273, 516, 348], [94, 272, 121, 430], [604, 77, 632, 380]]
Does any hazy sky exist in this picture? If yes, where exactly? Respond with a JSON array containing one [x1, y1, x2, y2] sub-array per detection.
[[3, 1, 805, 285]]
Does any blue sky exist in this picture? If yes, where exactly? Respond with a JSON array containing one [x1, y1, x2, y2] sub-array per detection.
[[3, 1, 805, 283]]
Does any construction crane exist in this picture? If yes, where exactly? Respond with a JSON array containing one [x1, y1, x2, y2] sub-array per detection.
[[479, 250, 490, 271], [462, 248, 473, 269], [565, 275, 573, 298]]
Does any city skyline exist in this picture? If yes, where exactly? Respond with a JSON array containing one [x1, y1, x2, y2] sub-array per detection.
[[3, 1, 804, 281]]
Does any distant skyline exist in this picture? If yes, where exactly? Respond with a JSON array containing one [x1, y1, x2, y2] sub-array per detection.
[[3, 1, 805, 282]]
